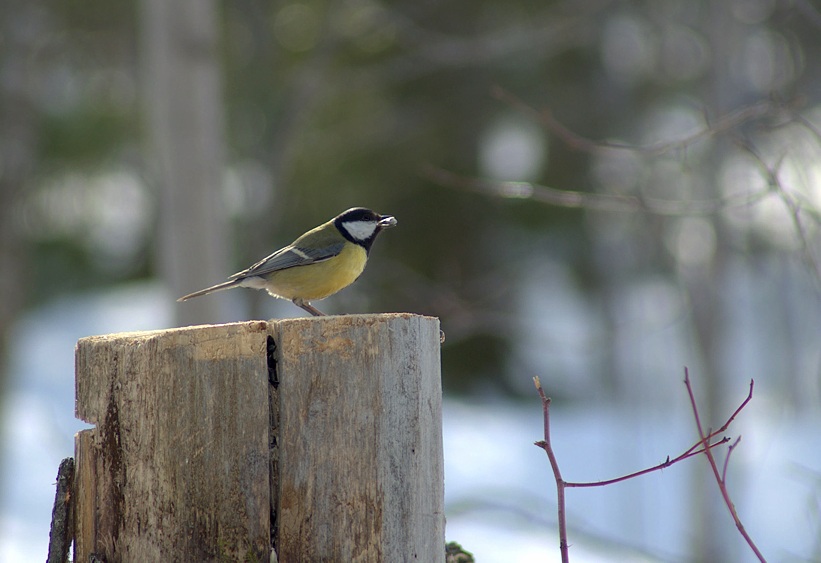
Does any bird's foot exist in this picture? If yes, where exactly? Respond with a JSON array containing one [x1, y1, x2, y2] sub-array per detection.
[[293, 299, 326, 317]]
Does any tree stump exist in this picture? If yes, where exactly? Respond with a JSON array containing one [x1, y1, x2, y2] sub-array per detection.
[[74, 314, 444, 562]]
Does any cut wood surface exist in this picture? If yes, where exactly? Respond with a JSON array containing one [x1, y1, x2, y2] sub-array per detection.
[[74, 314, 444, 562]]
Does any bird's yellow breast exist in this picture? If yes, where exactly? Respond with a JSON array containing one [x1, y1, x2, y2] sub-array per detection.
[[264, 243, 368, 301]]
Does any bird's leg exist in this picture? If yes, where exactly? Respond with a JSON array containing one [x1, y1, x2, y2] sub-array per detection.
[[292, 298, 326, 317]]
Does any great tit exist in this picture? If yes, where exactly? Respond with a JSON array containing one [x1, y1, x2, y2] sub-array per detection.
[[178, 207, 397, 316]]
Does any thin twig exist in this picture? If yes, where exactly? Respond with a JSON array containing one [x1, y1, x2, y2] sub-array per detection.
[[793, 112, 821, 145], [737, 139, 821, 287], [491, 86, 794, 157], [565, 378, 753, 489], [684, 368, 766, 562], [533, 376, 570, 563], [793, 0, 821, 29], [565, 437, 729, 488], [721, 379, 755, 432], [722, 436, 743, 484], [422, 164, 772, 217], [534, 372, 758, 561]]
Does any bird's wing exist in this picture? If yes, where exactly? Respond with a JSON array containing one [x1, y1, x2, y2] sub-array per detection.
[[229, 242, 345, 280]]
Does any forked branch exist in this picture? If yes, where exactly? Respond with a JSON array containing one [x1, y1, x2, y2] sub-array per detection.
[[684, 368, 765, 562], [534, 370, 762, 562]]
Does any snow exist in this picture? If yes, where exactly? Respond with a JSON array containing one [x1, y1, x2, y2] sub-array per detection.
[[1, 283, 818, 562]]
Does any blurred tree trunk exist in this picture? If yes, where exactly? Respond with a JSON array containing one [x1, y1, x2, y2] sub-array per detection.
[[0, 0, 40, 407], [684, 235, 734, 563], [686, 3, 742, 561], [139, 0, 232, 326], [0, 0, 45, 505]]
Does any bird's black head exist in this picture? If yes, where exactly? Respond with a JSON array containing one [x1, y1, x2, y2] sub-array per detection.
[[334, 207, 397, 252]]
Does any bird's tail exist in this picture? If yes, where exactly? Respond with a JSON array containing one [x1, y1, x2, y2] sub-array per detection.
[[177, 279, 241, 302]]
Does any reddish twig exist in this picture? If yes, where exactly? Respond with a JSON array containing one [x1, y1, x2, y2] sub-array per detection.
[[533, 376, 570, 563], [565, 436, 728, 489], [722, 436, 743, 484], [533, 371, 759, 562], [684, 368, 766, 562]]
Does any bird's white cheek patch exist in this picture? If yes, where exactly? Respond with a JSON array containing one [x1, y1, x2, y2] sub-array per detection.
[[342, 220, 378, 241]]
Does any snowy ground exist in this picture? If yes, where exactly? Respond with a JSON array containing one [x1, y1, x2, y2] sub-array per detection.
[[1, 284, 818, 562]]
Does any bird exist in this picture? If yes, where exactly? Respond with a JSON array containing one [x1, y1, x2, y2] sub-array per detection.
[[178, 207, 397, 316]]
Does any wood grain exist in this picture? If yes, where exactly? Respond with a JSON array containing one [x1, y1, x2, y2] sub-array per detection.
[[74, 314, 444, 562], [74, 321, 271, 562], [272, 313, 444, 562]]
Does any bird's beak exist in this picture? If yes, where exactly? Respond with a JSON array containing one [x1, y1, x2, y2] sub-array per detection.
[[378, 215, 397, 228]]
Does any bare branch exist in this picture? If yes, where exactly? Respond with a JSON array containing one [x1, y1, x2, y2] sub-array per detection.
[[491, 86, 796, 157], [565, 437, 729, 489], [364, 1, 613, 82], [793, 0, 821, 29], [722, 436, 743, 484], [737, 139, 821, 287], [793, 113, 821, 146], [533, 376, 570, 563], [684, 368, 766, 562], [422, 164, 771, 216], [534, 372, 759, 561]]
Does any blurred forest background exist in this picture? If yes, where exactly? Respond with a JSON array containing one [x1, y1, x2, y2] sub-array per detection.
[[2, 0, 821, 561]]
